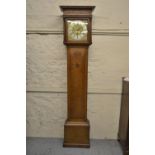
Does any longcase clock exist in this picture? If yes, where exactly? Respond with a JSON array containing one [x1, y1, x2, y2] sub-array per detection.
[[60, 6, 95, 148]]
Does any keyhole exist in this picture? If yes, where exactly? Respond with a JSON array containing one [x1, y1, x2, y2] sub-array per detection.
[[75, 63, 79, 68]]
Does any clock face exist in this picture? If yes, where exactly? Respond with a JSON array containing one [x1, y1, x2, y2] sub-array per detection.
[[67, 20, 88, 42]]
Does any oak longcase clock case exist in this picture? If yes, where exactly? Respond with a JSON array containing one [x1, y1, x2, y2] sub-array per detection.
[[60, 5, 95, 148]]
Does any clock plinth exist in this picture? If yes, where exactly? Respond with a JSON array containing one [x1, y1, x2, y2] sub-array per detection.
[[60, 6, 95, 148], [63, 120, 90, 148]]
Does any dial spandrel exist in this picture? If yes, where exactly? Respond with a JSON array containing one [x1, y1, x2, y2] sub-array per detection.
[[67, 20, 88, 41]]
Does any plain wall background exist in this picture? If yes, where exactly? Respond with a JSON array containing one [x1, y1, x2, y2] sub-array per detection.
[[26, 0, 128, 139]]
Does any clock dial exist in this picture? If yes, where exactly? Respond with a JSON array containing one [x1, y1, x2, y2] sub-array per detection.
[[67, 20, 88, 41]]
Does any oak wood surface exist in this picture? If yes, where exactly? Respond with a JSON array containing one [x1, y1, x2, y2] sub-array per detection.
[[67, 46, 88, 121]]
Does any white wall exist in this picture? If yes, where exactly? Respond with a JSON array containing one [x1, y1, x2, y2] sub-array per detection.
[[26, 0, 128, 139]]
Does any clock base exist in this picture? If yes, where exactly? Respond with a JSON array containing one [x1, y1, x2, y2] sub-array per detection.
[[63, 143, 90, 148], [63, 120, 90, 148]]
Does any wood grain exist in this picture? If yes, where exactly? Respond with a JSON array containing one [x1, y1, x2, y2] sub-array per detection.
[[67, 47, 88, 121]]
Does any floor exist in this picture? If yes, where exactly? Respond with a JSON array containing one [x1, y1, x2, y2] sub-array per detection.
[[27, 138, 123, 155]]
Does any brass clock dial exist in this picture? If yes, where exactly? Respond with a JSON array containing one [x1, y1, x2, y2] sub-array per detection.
[[67, 20, 88, 41]]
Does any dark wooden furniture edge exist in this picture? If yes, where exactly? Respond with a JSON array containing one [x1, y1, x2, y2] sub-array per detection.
[[118, 77, 129, 155], [63, 143, 90, 148], [59, 6, 95, 11]]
